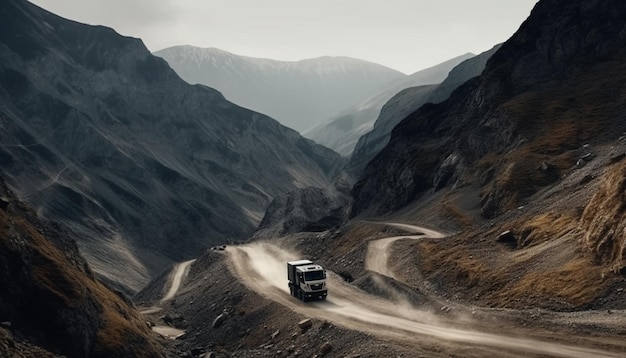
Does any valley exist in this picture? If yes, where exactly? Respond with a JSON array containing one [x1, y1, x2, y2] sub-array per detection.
[[3, 0, 626, 357]]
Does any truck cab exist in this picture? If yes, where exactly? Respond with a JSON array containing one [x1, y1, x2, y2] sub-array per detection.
[[287, 260, 327, 302]]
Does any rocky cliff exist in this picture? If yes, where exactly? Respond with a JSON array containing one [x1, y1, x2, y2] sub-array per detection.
[[349, 46, 499, 176], [425, 44, 502, 104], [351, 0, 626, 219], [0, 0, 343, 292], [0, 177, 162, 358]]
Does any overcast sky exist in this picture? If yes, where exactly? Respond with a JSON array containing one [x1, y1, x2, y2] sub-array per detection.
[[28, 0, 538, 74]]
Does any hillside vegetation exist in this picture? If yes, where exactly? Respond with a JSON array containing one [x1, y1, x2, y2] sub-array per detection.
[[0, 178, 161, 358]]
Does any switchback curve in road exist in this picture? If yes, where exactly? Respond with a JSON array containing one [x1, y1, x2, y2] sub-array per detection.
[[365, 223, 444, 279], [141, 259, 196, 339]]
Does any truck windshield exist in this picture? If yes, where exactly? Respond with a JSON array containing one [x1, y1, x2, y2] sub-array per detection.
[[304, 270, 326, 281]]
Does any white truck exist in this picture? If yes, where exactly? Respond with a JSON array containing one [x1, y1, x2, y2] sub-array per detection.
[[287, 260, 327, 302]]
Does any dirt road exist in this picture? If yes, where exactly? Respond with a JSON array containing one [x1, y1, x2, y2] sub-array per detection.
[[227, 225, 626, 357], [141, 259, 196, 339], [161, 259, 196, 302]]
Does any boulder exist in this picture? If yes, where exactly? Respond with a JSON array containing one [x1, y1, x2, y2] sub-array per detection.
[[298, 319, 313, 331], [271, 330, 280, 340], [160, 315, 174, 326], [496, 230, 517, 248], [0, 198, 8, 211], [319, 342, 333, 356], [191, 347, 205, 356], [212, 313, 228, 328]]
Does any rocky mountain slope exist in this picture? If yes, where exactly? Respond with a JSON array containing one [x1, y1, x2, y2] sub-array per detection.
[[351, 0, 626, 220], [425, 44, 502, 105], [345, 0, 626, 316], [153, 45, 405, 132], [349, 45, 502, 176], [302, 53, 474, 156], [0, 0, 343, 292], [0, 177, 162, 358]]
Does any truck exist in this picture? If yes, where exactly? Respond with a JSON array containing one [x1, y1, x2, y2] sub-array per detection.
[[287, 260, 327, 302]]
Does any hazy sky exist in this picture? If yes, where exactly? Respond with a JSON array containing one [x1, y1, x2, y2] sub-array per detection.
[[28, 0, 538, 74]]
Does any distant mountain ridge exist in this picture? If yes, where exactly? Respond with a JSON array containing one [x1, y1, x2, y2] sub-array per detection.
[[349, 45, 501, 171], [301, 53, 475, 156], [0, 0, 343, 292], [153, 45, 405, 132]]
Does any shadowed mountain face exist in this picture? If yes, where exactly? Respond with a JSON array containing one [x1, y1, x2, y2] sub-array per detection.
[[153, 45, 405, 132], [0, 0, 343, 292], [351, 0, 626, 218]]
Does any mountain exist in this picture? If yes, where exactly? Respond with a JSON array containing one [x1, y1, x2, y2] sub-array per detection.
[[258, 50, 501, 236], [347, 85, 438, 169], [425, 44, 502, 104], [351, 0, 626, 223], [349, 45, 501, 173], [153, 46, 405, 132], [0, 177, 162, 358], [137, 0, 626, 356], [360, 0, 626, 318], [302, 53, 475, 156], [0, 0, 343, 292]]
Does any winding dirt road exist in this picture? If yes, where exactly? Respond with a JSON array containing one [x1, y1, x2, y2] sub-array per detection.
[[143, 259, 196, 339], [161, 259, 196, 302], [227, 224, 626, 357]]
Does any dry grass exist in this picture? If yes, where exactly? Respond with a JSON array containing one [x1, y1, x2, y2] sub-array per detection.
[[1, 202, 160, 357], [93, 300, 157, 358], [476, 60, 626, 213], [500, 258, 605, 308], [440, 192, 475, 228], [580, 160, 626, 273], [331, 223, 387, 256], [475, 152, 499, 170], [13, 217, 82, 306], [418, 241, 489, 290], [513, 212, 580, 248], [414, 210, 612, 309]]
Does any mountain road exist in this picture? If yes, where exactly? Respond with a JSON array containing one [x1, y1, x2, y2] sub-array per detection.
[[226, 224, 626, 358], [142, 259, 196, 339]]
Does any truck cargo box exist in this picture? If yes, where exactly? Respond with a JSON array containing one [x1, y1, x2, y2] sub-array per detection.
[[287, 260, 313, 283]]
